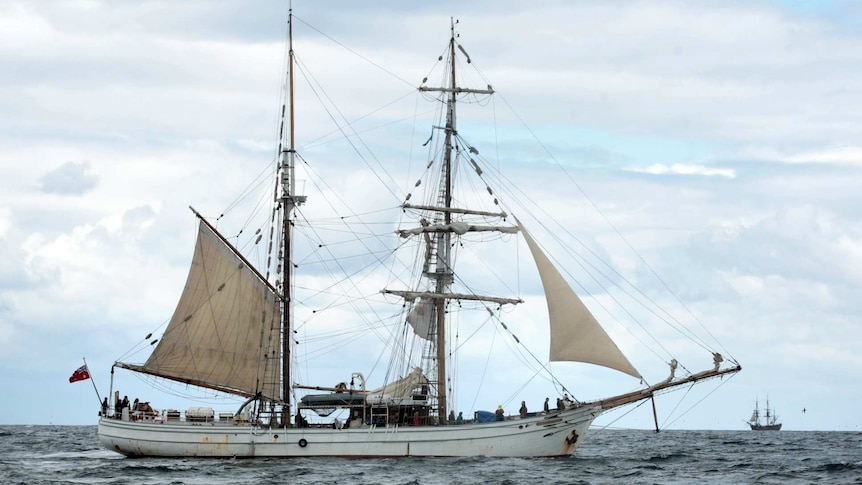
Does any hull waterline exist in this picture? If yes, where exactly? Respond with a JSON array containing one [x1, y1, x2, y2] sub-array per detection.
[[749, 423, 782, 431], [98, 406, 599, 458]]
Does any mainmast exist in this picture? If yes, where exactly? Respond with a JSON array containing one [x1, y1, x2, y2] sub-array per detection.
[[414, 19, 495, 424], [431, 20, 457, 425], [280, 8, 306, 426]]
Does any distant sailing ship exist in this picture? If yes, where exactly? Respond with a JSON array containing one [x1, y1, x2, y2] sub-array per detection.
[[747, 398, 781, 431]]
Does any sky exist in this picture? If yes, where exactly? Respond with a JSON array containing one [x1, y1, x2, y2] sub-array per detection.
[[2, 0, 861, 432]]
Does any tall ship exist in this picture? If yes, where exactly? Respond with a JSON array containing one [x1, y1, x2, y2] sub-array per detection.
[[747, 398, 781, 431], [96, 10, 741, 457]]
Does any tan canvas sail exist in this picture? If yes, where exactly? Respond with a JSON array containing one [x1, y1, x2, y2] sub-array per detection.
[[367, 367, 428, 399], [122, 222, 282, 399], [518, 221, 641, 379]]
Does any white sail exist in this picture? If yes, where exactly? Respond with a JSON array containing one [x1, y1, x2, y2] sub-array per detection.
[[126, 222, 282, 400], [517, 221, 641, 379], [406, 299, 433, 340]]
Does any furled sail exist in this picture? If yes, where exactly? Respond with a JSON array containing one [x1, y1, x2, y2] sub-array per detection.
[[397, 222, 519, 238], [121, 221, 282, 400], [367, 367, 428, 400], [517, 220, 641, 379]]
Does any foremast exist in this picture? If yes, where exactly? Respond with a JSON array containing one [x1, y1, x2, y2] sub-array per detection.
[[279, 8, 306, 426], [432, 18, 458, 427], [388, 19, 499, 424]]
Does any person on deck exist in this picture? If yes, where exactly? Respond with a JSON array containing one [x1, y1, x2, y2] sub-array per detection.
[[544, 397, 550, 413], [495, 405, 504, 421], [519, 401, 528, 418], [456, 412, 463, 424]]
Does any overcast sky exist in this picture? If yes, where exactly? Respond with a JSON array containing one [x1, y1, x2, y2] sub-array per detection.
[[2, 0, 861, 432]]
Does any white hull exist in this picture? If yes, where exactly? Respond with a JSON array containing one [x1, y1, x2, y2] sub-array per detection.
[[98, 406, 600, 458]]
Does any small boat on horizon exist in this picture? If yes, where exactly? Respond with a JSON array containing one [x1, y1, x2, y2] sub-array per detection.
[[747, 398, 782, 431]]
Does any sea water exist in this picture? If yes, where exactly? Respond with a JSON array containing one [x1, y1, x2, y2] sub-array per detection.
[[1, 425, 859, 484]]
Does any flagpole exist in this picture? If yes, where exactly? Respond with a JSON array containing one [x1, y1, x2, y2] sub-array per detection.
[[83, 358, 102, 405]]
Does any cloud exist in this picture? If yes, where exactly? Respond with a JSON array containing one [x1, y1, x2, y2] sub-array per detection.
[[718, 205, 862, 287], [785, 146, 862, 166], [739, 145, 862, 167], [38, 161, 98, 195], [626, 163, 736, 178]]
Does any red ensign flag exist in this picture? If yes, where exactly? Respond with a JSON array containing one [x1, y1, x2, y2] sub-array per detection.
[[69, 364, 91, 383]]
